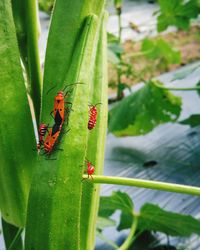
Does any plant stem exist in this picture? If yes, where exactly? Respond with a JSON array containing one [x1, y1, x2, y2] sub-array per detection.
[[126, 49, 153, 58], [153, 81, 200, 91], [118, 216, 138, 250], [118, 9, 122, 44], [83, 175, 200, 196], [24, 0, 42, 124], [116, 4, 123, 100]]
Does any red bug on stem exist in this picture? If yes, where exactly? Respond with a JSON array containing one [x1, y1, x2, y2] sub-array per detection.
[[47, 83, 84, 125], [88, 103, 101, 130], [83, 159, 95, 180]]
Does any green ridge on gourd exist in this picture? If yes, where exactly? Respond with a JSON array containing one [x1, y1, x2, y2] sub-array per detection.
[[80, 12, 108, 250], [25, 10, 106, 249]]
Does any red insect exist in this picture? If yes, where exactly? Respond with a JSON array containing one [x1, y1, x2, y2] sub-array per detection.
[[43, 123, 61, 154], [84, 159, 95, 179], [88, 103, 101, 130], [37, 123, 48, 150], [48, 83, 82, 125]]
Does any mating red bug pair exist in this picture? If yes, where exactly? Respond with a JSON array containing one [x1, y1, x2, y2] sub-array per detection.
[[37, 83, 100, 179]]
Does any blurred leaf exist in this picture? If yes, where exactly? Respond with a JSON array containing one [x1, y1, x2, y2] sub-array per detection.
[[141, 38, 181, 64], [39, 0, 54, 14], [118, 83, 131, 92], [107, 47, 120, 64], [139, 203, 200, 237], [108, 80, 182, 136], [97, 217, 116, 231], [180, 114, 200, 127], [197, 80, 200, 96], [157, 0, 200, 32], [108, 42, 124, 55], [99, 192, 200, 240], [107, 42, 123, 64], [172, 62, 200, 80], [96, 230, 118, 249], [114, 0, 123, 10], [99, 191, 134, 217], [107, 32, 118, 43], [117, 212, 133, 231], [99, 191, 134, 232]]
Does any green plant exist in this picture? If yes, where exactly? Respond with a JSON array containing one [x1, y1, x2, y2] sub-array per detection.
[[1, 1, 200, 250], [98, 191, 200, 249]]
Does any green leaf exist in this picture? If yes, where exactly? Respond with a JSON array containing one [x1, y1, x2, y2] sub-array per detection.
[[96, 230, 118, 249], [99, 191, 134, 232], [197, 80, 200, 96], [39, 0, 54, 14], [97, 217, 116, 230], [108, 80, 182, 136], [108, 42, 124, 56], [138, 203, 200, 237], [180, 114, 200, 127], [107, 47, 120, 64], [99, 191, 134, 231], [117, 212, 133, 231], [99, 191, 134, 218], [0, 0, 36, 227], [141, 38, 181, 64], [107, 32, 118, 43], [114, 0, 123, 9], [11, 0, 42, 123], [157, 0, 200, 32]]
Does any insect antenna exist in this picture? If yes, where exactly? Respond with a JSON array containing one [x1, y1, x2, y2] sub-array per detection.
[[46, 84, 57, 95]]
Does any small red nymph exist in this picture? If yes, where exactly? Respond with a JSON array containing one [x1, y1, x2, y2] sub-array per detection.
[[88, 103, 101, 130], [37, 123, 48, 150], [84, 159, 95, 179]]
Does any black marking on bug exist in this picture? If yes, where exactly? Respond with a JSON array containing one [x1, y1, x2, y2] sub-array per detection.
[[52, 123, 61, 136], [54, 110, 63, 126]]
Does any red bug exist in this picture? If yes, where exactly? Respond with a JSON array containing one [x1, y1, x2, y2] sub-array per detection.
[[43, 123, 61, 154], [37, 123, 48, 150], [83, 159, 95, 180], [48, 83, 83, 125], [88, 103, 101, 130]]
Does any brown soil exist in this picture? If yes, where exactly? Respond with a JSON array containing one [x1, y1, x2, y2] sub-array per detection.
[[108, 25, 200, 95]]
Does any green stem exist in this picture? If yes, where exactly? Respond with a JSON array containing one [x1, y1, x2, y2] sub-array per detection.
[[118, 9, 122, 44], [83, 175, 200, 196], [126, 49, 153, 58], [153, 81, 200, 91], [24, 0, 42, 124], [116, 6, 123, 100], [118, 216, 138, 250]]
